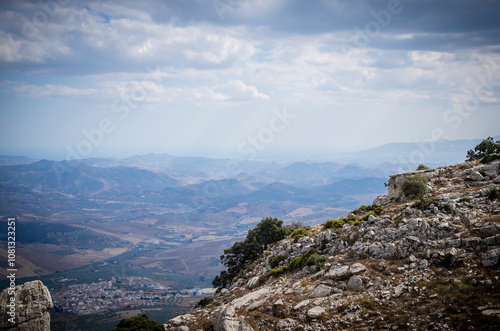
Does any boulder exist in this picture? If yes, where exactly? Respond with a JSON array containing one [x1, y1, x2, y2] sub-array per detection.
[[307, 306, 325, 319], [350, 263, 366, 274], [0, 280, 53, 331], [347, 276, 363, 291], [214, 305, 254, 331], [247, 276, 260, 289], [309, 284, 332, 298]]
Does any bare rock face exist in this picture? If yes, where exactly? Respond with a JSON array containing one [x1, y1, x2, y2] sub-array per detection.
[[0, 280, 53, 331], [214, 305, 254, 331]]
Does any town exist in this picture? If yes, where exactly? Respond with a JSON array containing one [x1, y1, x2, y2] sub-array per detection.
[[50, 276, 215, 315]]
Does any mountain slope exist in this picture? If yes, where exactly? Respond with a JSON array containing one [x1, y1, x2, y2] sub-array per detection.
[[166, 159, 500, 331]]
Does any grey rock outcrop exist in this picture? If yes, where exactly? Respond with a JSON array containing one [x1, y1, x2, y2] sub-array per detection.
[[0, 280, 53, 331], [214, 305, 254, 331]]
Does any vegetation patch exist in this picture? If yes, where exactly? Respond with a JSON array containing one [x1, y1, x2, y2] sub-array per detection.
[[488, 188, 500, 201], [459, 196, 473, 203], [402, 174, 428, 200], [324, 218, 345, 229], [290, 228, 309, 241], [269, 255, 287, 268]]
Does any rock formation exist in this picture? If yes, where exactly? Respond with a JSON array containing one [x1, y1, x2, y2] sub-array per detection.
[[165, 160, 500, 330], [0, 280, 53, 331]]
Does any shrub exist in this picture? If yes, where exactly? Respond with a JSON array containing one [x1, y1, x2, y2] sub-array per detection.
[[196, 297, 213, 308], [289, 256, 304, 270], [417, 164, 430, 170], [111, 313, 164, 331], [466, 137, 500, 161], [306, 252, 327, 269], [324, 219, 345, 229], [361, 212, 376, 221], [290, 228, 309, 240], [458, 196, 473, 203], [353, 220, 361, 226], [481, 154, 500, 164], [269, 255, 286, 268], [488, 188, 500, 201], [271, 265, 289, 276], [401, 174, 428, 200], [213, 217, 290, 288], [358, 205, 372, 212], [287, 220, 305, 230]]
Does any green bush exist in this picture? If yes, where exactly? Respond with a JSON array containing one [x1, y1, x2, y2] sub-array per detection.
[[271, 265, 288, 277], [269, 255, 286, 268], [353, 220, 361, 226], [417, 164, 430, 170], [306, 252, 327, 269], [361, 212, 376, 221], [196, 297, 213, 308], [290, 228, 309, 240], [324, 218, 345, 229], [466, 137, 500, 161], [481, 154, 500, 164], [289, 256, 304, 270], [358, 205, 372, 212], [488, 188, 500, 201], [402, 174, 428, 200], [458, 196, 473, 203], [111, 313, 164, 331]]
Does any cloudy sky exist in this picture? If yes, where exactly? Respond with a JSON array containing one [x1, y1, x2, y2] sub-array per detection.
[[0, 0, 499, 161]]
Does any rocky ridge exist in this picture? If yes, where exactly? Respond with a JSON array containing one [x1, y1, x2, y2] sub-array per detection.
[[165, 160, 500, 331], [0, 280, 53, 331]]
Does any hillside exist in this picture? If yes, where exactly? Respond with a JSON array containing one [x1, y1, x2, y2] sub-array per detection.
[[165, 159, 500, 330]]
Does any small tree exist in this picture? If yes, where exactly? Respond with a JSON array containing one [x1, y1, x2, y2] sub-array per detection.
[[401, 174, 428, 200], [466, 137, 500, 161], [213, 217, 290, 288]]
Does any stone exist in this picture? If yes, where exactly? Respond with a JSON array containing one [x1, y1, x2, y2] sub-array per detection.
[[347, 276, 363, 291], [275, 318, 299, 331], [307, 306, 325, 319], [293, 300, 310, 310], [326, 265, 349, 278], [0, 280, 53, 331], [419, 259, 429, 270], [169, 314, 194, 326], [481, 309, 500, 317], [309, 284, 332, 298], [469, 172, 484, 181], [247, 276, 260, 289], [231, 287, 268, 309], [349, 263, 367, 274], [481, 248, 500, 267], [393, 283, 406, 297], [214, 305, 254, 331]]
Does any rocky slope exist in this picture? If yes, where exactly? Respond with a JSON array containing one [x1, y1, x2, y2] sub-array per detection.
[[0, 280, 53, 331], [165, 160, 500, 331]]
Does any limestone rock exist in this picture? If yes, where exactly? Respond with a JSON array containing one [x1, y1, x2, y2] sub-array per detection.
[[307, 306, 325, 319], [326, 265, 349, 278], [481, 248, 500, 267], [0, 280, 53, 331], [247, 276, 260, 289], [347, 276, 363, 291], [308, 284, 332, 298], [349, 263, 366, 274], [214, 305, 254, 331], [275, 318, 299, 331]]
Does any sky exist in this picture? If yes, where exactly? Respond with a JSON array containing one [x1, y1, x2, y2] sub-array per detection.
[[0, 0, 499, 161]]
